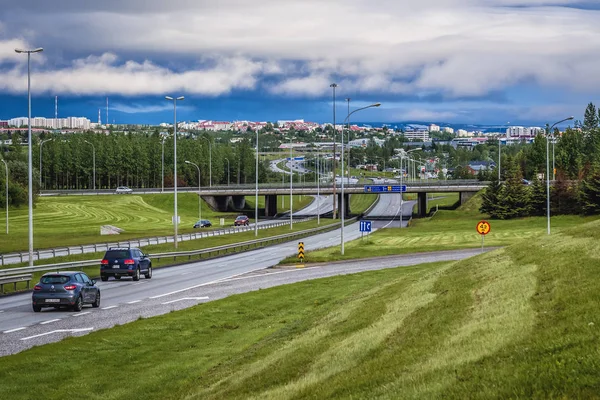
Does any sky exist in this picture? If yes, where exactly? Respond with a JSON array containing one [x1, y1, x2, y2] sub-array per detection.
[[1, 0, 600, 126]]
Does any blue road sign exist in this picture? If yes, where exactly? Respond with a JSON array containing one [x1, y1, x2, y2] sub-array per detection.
[[359, 220, 372, 232], [286, 156, 305, 161], [363, 185, 407, 193]]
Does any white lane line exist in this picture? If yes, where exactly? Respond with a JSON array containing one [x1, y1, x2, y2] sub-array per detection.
[[180, 272, 191, 276], [161, 296, 209, 305], [72, 311, 91, 317], [132, 281, 149, 286], [101, 305, 118, 310], [3, 327, 26, 334], [0, 310, 4, 313], [149, 278, 227, 299], [218, 267, 320, 284], [127, 300, 141, 304], [20, 328, 94, 341], [40, 318, 61, 325]]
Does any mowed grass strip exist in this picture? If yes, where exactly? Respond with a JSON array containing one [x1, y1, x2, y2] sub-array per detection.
[[1, 219, 599, 399], [348, 194, 377, 214], [0, 218, 340, 295], [282, 193, 599, 263], [0, 193, 317, 253]]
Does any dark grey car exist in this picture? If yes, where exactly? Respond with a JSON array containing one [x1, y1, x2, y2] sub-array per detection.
[[32, 271, 100, 312]]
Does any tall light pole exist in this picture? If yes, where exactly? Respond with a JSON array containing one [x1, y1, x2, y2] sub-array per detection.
[[255, 129, 259, 237], [341, 102, 381, 254], [161, 136, 167, 192], [83, 140, 96, 190], [15, 46, 43, 266], [330, 83, 338, 219], [201, 136, 212, 187], [185, 161, 201, 221], [39, 138, 53, 189], [289, 134, 293, 229], [316, 152, 320, 225], [500, 123, 509, 180], [1, 159, 7, 234], [165, 95, 184, 248], [399, 148, 421, 229], [546, 116, 573, 235], [224, 157, 230, 186]]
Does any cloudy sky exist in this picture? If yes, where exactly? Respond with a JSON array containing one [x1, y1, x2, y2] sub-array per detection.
[[1, 0, 599, 125]]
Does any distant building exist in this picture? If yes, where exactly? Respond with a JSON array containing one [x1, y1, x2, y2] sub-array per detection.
[[428, 124, 440, 132], [456, 129, 471, 137], [443, 127, 454, 134], [402, 131, 430, 141], [506, 126, 543, 138], [0, 121, 7, 128]]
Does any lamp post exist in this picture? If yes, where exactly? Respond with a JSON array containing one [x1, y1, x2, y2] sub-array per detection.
[[399, 148, 421, 229], [185, 161, 201, 221], [224, 157, 230, 186], [546, 116, 574, 235], [499, 123, 509, 180], [255, 129, 259, 237], [15, 46, 43, 266], [1, 159, 7, 234], [330, 83, 338, 219], [83, 140, 96, 190], [316, 152, 320, 225], [200, 136, 212, 187], [39, 138, 53, 189], [340, 102, 381, 255], [165, 95, 184, 248], [289, 133, 293, 229], [161, 136, 167, 192]]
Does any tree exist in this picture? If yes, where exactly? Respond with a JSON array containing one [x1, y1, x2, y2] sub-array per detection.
[[583, 102, 598, 133], [529, 174, 547, 216], [579, 166, 600, 215], [496, 157, 530, 219], [480, 174, 503, 218]]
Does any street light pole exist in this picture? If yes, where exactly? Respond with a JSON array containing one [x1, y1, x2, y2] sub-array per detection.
[[39, 138, 53, 189], [341, 102, 381, 255], [185, 161, 201, 221], [330, 83, 338, 219], [201, 137, 212, 187], [546, 116, 574, 235], [83, 140, 96, 190], [224, 157, 230, 186], [255, 129, 259, 237], [316, 153, 320, 225], [290, 133, 293, 229], [165, 95, 184, 248], [1, 159, 7, 234], [15, 46, 43, 266], [161, 136, 166, 193]]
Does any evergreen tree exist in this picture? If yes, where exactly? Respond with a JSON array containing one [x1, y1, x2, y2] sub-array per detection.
[[480, 174, 503, 218], [496, 156, 530, 219], [551, 171, 580, 215], [579, 166, 600, 215], [529, 174, 547, 216], [583, 102, 599, 132]]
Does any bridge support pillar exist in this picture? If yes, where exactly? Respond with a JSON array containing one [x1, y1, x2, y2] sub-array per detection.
[[337, 193, 351, 218], [459, 191, 475, 206], [265, 195, 278, 217], [417, 192, 428, 217], [203, 195, 246, 212]]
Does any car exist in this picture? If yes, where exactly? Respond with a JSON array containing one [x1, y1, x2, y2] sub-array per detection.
[[32, 271, 100, 312], [193, 219, 212, 228], [115, 186, 133, 194], [234, 215, 250, 226], [100, 247, 152, 282]]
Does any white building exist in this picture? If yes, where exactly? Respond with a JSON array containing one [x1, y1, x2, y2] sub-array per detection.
[[506, 126, 544, 137], [429, 124, 440, 132], [456, 129, 472, 137], [443, 127, 454, 134], [403, 131, 431, 141], [8, 116, 91, 129]]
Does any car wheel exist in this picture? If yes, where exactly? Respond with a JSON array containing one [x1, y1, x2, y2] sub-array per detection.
[[33, 305, 41, 312], [133, 268, 140, 281], [145, 265, 152, 279], [92, 291, 101, 308], [73, 295, 83, 312], [101, 275, 108, 282]]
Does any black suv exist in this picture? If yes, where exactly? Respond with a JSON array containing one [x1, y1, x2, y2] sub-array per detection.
[[100, 247, 152, 281]]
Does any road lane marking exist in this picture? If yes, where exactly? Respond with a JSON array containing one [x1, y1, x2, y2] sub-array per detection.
[[180, 272, 191, 276], [127, 300, 141, 304], [149, 278, 227, 299], [161, 297, 209, 305], [101, 305, 118, 310], [40, 319, 61, 325], [72, 311, 91, 317], [3, 327, 26, 333], [20, 328, 94, 341], [0, 310, 4, 313], [218, 268, 319, 283]]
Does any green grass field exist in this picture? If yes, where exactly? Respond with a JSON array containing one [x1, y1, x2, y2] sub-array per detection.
[[282, 193, 599, 264], [349, 194, 377, 214], [0, 194, 319, 253], [1, 217, 598, 399]]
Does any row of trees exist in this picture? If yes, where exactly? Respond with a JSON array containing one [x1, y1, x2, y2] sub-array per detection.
[[480, 102, 600, 218]]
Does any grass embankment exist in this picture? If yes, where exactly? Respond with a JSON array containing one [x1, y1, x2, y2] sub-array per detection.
[[2, 220, 599, 399], [245, 195, 313, 212], [282, 193, 599, 264], [1, 219, 340, 294], [0, 194, 314, 254], [349, 194, 377, 214]]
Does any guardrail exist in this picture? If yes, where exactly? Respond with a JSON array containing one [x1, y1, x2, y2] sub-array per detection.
[[0, 219, 354, 279], [0, 218, 313, 266]]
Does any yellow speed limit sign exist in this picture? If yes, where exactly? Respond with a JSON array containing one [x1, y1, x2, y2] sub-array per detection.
[[476, 220, 491, 235]]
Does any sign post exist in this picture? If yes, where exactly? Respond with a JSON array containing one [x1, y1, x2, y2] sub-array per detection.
[[476, 220, 491, 251], [359, 220, 372, 241], [297, 242, 305, 264]]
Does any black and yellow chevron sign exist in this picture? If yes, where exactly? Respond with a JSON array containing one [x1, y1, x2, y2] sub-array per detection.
[[298, 242, 305, 260]]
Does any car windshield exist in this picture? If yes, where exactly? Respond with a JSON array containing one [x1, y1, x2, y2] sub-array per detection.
[[41, 275, 70, 284], [236, 216, 246, 220], [105, 250, 131, 259]]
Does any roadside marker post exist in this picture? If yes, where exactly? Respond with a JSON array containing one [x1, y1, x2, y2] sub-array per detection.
[[297, 242, 305, 265], [476, 220, 491, 252]]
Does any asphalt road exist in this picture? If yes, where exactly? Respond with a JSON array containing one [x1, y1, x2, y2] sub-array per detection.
[[0, 243, 493, 356]]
